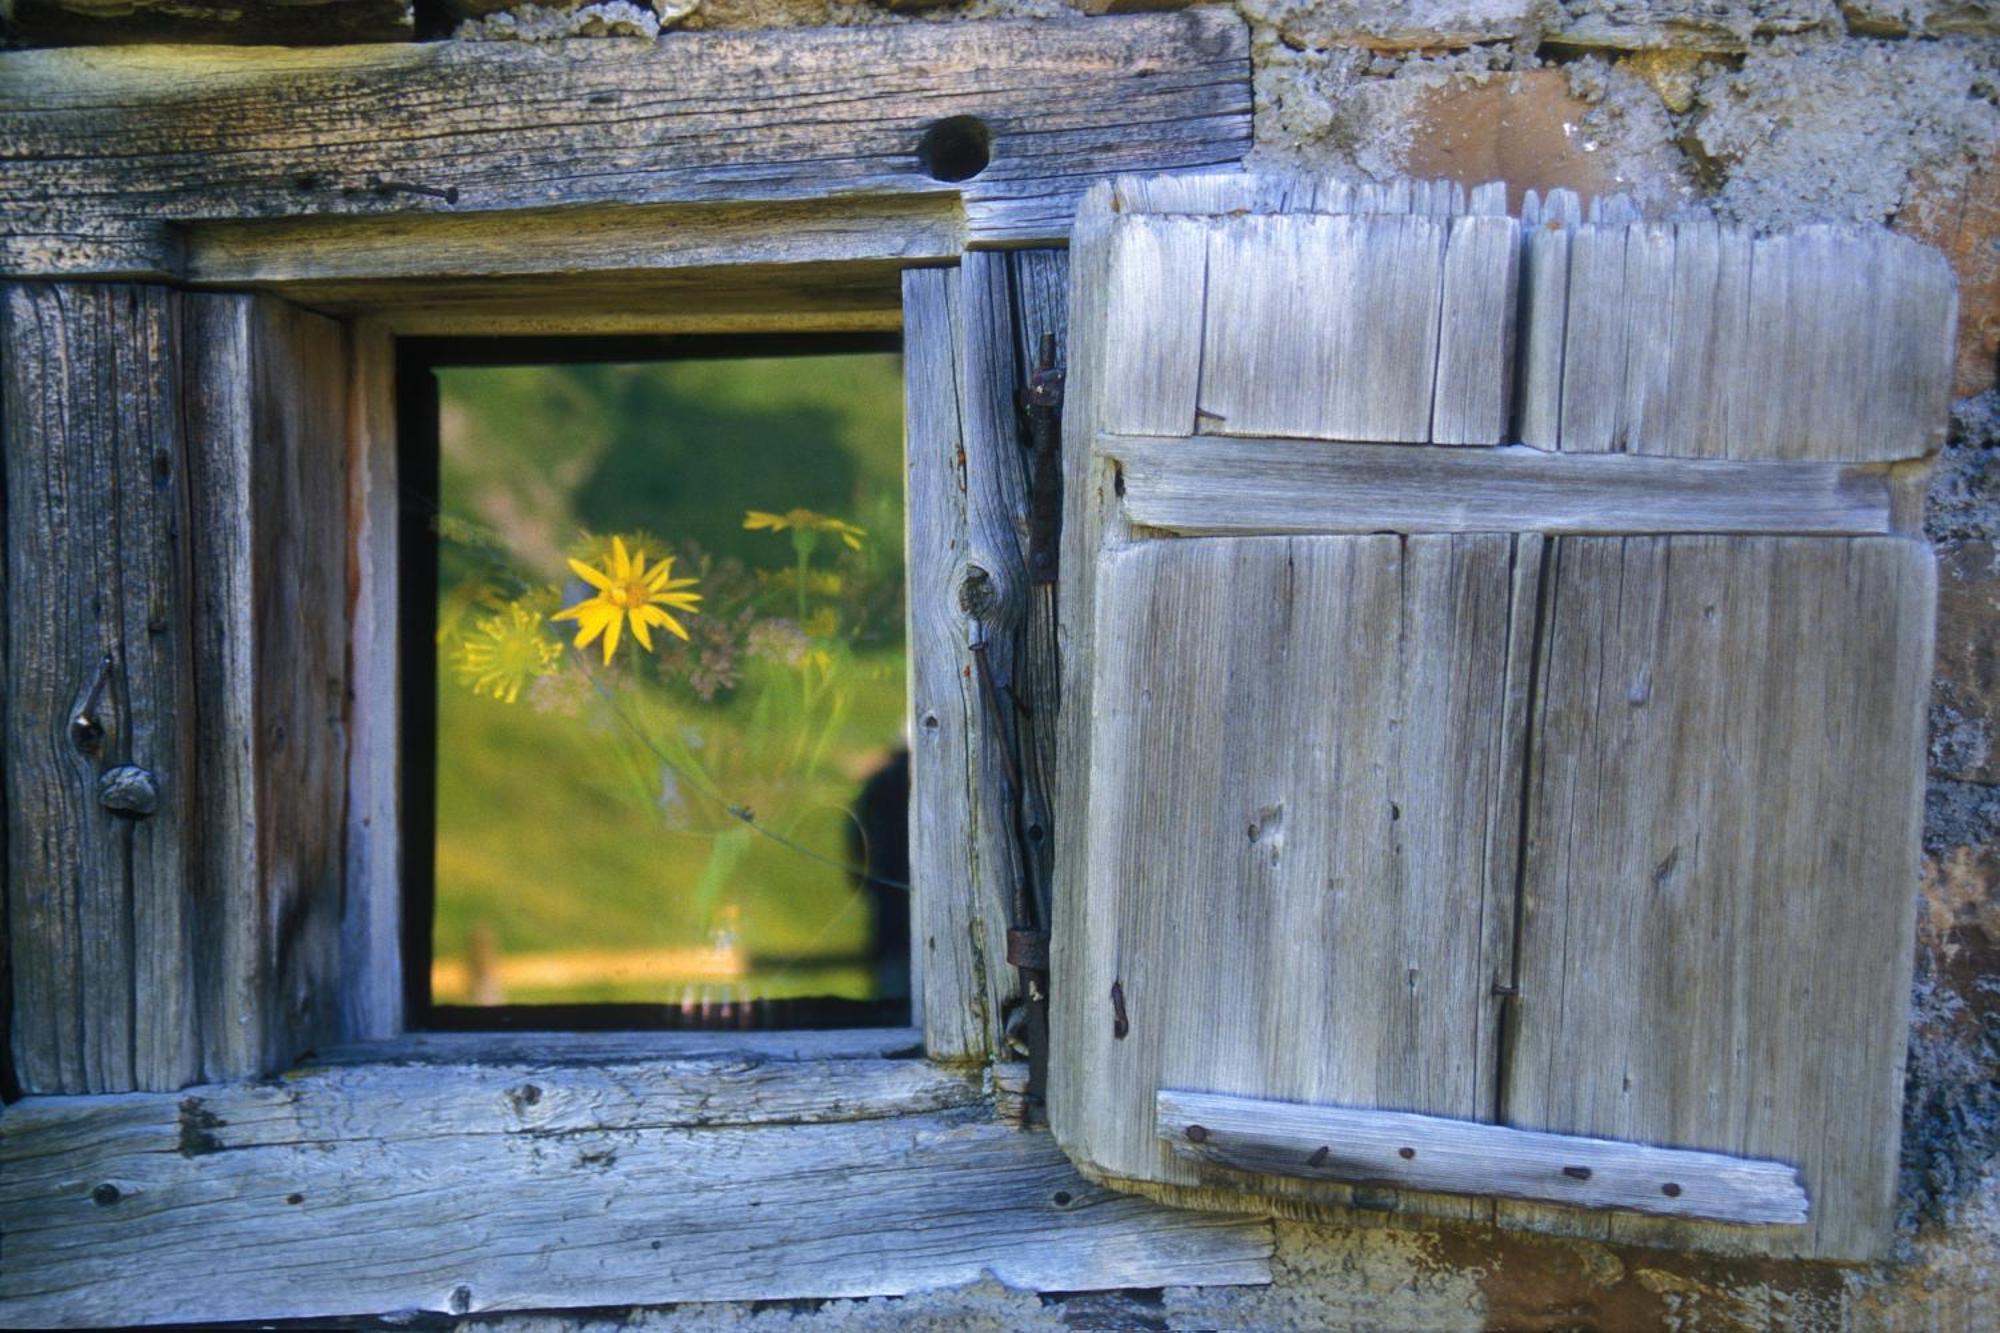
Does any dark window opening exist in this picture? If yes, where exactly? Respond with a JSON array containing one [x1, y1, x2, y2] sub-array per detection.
[[398, 335, 911, 1032]]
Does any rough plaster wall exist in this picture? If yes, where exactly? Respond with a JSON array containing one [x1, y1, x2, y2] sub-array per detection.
[[64, 0, 1982, 1326]]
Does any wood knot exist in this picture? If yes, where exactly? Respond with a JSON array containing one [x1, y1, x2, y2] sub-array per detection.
[[98, 765, 160, 819]]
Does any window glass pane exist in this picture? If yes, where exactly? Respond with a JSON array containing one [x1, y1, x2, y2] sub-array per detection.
[[428, 353, 907, 1025]]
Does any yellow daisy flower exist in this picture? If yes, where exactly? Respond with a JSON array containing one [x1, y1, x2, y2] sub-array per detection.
[[743, 507, 867, 551], [454, 601, 562, 704], [553, 535, 702, 663]]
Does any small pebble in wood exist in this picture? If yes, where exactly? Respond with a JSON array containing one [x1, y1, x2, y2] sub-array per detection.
[[97, 765, 159, 818]]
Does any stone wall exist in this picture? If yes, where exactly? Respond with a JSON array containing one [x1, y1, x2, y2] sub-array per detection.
[[9, 0, 1996, 1326]]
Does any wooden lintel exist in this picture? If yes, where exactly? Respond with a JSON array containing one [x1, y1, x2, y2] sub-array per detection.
[[0, 1060, 1273, 1326], [1102, 433, 1902, 537], [1158, 1090, 1809, 1226], [0, 13, 1252, 279]]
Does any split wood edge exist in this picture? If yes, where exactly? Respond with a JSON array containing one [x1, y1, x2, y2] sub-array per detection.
[[1158, 1090, 1809, 1226]]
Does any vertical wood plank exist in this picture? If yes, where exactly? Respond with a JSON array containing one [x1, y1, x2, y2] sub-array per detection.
[[1556, 224, 1630, 454], [1515, 188, 1581, 450], [957, 251, 1029, 1060], [1059, 534, 1531, 1213], [904, 268, 987, 1062], [1504, 536, 1933, 1260], [3, 282, 201, 1094], [1098, 217, 1206, 438], [340, 320, 403, 1041], [1200, 214, 1447, 442], [184, 295, 351, 1077], [1430, 213, 1521, 446]]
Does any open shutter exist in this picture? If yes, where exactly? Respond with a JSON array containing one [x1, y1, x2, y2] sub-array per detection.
[[3, 284, 349, 1092], [1049, 175, 1952, 1261]]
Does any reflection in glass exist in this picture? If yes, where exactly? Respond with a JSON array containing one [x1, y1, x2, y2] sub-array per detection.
[[429, 354, 908, 1025]]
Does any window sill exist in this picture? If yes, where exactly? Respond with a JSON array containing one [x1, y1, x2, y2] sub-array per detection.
[[0, 1039, 1272, 1326]]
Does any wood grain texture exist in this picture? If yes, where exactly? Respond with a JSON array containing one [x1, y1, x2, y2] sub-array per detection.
[[1542, 222, 1956, 461], [1198, 213, 1446, 441], [1053, 535, 1532, 1212], [5, 0, 411, 46], [3, 283, 202, 1094], [1504, 536, 1933, 1260], [182, 296, 351, 1080], [185, 197, 967, 290], [1431, 214, 1521, 445], [0, 13, 1251, 278], [0, 1063, 1273, 1326], [904, 267, 984, 1061], [1159, 1090, 1808, 1224], [1515, 187, 1583, 449], [1102, 434, 1900, 537], [340, 321, 402, 1042]]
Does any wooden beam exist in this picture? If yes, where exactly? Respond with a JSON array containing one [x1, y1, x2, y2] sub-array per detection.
[[1101, 434, 1900, 537], [0, 13, 1252, 279], [1157, 1090, 1809, 1225], [0, 1061, 1273, 1326]]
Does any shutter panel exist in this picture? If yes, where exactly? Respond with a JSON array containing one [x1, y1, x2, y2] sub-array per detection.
[[4, 285, 349, 1092], [1049, 176, 1951, 1260]]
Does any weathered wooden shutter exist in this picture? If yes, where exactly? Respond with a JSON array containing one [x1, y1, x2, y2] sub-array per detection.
[[1049, 175, 1952, 1261], [3, 284, 350, 1092]]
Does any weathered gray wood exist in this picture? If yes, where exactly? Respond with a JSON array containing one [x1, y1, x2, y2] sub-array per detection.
[[317, 1026, 926, 1067], [1108, 173, 1495, 219], [958, 254, 1034, 964], [1544, 222, 1956, 461], [3, 283, 202, 1094], [5, 0, 411, 46], [1431, 214, 1520, 445], [1102, 435, 1900, 537], [183, 295, 350, 1080], [340, 321, 402, 1043], [1504, 536, 1933, 1261], [905, 268, 972, 1058], [1053, 535, 1531, 1215], [1199, 213, 1447, 442], [0, 1067, 1273, 1326], [1515, 187, 1583, 449], [1158, 1090, 1808, 1225], [1098, 216, 1207, 438], [186, 197, 967, 292], [0, 14, 1252, 278]]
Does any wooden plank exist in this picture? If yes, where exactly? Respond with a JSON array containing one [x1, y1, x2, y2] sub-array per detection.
[[340, 321, 402, 1042], [0, 1070, 1273, 1326], [6, 0, 412, 46], [1102, 435, 1898, 537], [1515, 188, 1582, 449], [185, 197, 966, 290], [904, 268, 983, 1062], [956, 251, 1031, 1059], [2, 282, 201, 1094], [1504, 536, 1933, 1260], [1197, 213, 1446, 441], [1430, 213, 1520, 445], [1545, 222, 1956, 461], [1098, 216, 1207, 437], [1053, 535, 1527, 1211], [183, 296, 350, 1079], [1158, 1090, 1808, 1224], [0, 13, 1252, 278], [316, 1027, 926, 1067]]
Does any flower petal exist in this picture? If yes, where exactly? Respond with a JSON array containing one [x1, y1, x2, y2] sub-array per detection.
[[601, 611, 623, 663], [566, 557, 614, 592], [611, 536, 633, 582], [631, 612, 654, 652]]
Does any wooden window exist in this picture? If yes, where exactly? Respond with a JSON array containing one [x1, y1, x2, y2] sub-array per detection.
[[1048, 175, 1956, 1263]]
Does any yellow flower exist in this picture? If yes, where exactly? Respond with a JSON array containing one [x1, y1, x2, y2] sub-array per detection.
[[553, 535, 702, 663], [454, 601, 561, 704], [743, 507, 867, 551]]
